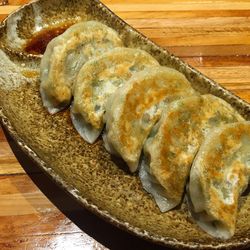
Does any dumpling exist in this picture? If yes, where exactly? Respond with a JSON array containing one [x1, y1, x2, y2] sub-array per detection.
[[40, 21, 123, 114], [71, 47, 159, 143], [103, 66, 196, 172], [188, 122, 250, 239], [139, 94, 244, 212]]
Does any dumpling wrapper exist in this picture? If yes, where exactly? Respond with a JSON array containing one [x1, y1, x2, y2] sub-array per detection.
[[40, 21, 123, 114], [71, 47, 159, 143], [103, 66, 196, 172], [139, 94, 245, 212], [188, 122, 250, 239]]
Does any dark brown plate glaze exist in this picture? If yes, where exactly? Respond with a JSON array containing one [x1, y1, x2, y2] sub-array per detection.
[[0, 0, 249, 249]]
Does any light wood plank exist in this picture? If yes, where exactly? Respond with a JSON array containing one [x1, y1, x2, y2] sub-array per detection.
[[183, 55, 250, 67], [0, 141, 16, 159], [0, 14, 7, 20], [0, 175, 79, 231], [2, 1, 250, 16], [0, 175, 54, 216], [141, 30, 250, 46], [232, 90, 250, 102], [0, 233, 106, 250], [0, 128, 5, 141], [0, 175, 108, 250], [3, 8, 250, 20], [197, 66, 250, 84], [0, 161, 25, 175], [0, 141, 25, 175], [106, 3, 250, 12], [103, 0, 250, 4], [126, 17, 250, 29], [8, 0, 29, 4], [166, 44, 250, 57], [0, 6, 19, 15]]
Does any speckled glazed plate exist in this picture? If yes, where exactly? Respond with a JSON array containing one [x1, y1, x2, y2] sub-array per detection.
[[0, 0, 250, 249]]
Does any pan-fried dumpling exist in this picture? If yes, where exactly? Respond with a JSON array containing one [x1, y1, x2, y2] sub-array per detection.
[[103, 66, 196, 172], [188, 122, 250, 239], [139, 94, 244, 212], [40, 21, 123, 114], [71, 48, 159, 143]]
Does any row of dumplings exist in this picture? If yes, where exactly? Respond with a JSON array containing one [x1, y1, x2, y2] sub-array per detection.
[[40, 21, 250, 239]]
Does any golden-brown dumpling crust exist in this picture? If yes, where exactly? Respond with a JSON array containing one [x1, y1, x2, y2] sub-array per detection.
[[189, 121, 250, 239], [40, 21, 123, 114], [71, 48, 159, 143], [144, 94, 244, 209], [104, 66, 196, 172]]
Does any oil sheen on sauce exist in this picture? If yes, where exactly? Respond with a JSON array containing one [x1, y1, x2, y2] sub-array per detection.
[[24, 23, 74, 55]]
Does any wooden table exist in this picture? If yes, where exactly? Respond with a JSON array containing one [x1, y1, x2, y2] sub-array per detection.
[[0, 0, 250, 249]]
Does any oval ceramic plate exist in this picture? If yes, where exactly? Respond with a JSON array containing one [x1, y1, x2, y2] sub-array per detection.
[[0, 0, 250, 249]]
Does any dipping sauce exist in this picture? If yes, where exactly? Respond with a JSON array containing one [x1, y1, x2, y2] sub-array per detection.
[[24, 23, 74, 55]]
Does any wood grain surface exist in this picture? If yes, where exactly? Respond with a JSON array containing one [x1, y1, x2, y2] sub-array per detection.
[[0, 0, 250, 249]]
